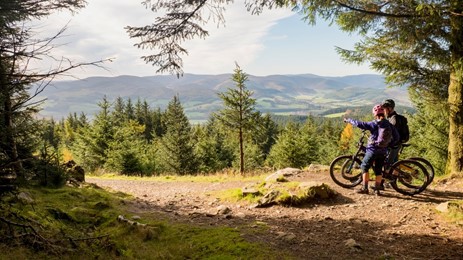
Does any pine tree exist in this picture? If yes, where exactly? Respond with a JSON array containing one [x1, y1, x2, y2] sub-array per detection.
[[72, 96, 114, 171], [193, 119, 234, 173], [315, 119, 344, 164], [252, 113, 279, 161], [215, 64, 260, 174], [111, 96, 126, 126], [151, 107, 166, 138], [0, 0, 104, 182], [406, 93, 448, 176], [160, 95, 197, 175], [125, 98, 135, 121], [267, 120, 318, 169], [105, 120, 147, 175]]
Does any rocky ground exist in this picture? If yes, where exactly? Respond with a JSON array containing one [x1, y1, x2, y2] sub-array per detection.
[[87, 170, 463, 260]]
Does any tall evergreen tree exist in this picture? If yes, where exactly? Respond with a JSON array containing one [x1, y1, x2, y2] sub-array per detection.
[[0, 0, 105, 183], [252, 113, 279, 161], [111, 96, 126, 126], [317, 119, 344, 164], [193, 119, 234, 173], [160, 95, 197, 175], [72, 96, 114, 171], [151, 107, 166, 138], [267, 120, 318, 169], [105, 120, 147, 175], [215, 64, 260, 174], [138, 99, 154, 141], [406, 92, 449, 176], [125, 98, 135, 121]]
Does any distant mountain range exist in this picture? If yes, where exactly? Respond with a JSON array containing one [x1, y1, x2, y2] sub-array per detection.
[[36, 73, 411, 122]]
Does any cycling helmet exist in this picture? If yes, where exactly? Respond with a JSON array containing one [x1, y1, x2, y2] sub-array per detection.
[[381, 99, 395, 109], [372, 104, 385, 116]]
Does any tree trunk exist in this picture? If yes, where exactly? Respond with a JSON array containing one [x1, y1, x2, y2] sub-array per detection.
[[239, 127, 244, 174], [0, 62, 22, 181], [447, 8, 463, 175], [448, 72, 463, 175]]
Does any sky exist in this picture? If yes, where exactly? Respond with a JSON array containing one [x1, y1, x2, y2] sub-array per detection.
[[31, 0, 377, 79]]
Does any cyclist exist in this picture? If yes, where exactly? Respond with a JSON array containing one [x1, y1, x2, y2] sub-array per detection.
[[381, 99, 409, 164], [344, 105, 399, 195]]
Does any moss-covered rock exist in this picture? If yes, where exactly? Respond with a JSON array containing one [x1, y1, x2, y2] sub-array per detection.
[[249, 181, 337, 207]]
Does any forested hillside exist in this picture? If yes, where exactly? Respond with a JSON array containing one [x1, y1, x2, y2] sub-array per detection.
[[37, 73, 411, 121], [35, 65, 443, 178]]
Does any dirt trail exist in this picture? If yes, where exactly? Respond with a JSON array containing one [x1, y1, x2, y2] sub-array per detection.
[[87, 171, 463, 260]]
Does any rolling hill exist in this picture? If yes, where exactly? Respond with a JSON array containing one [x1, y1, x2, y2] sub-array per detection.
[[36, 73, 411, 122]]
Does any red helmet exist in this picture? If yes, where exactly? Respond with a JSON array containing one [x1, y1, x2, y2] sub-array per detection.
[[372, 104, 384, 116]]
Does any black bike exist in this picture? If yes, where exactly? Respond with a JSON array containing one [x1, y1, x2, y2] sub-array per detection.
[[329, 130, 430, 196]]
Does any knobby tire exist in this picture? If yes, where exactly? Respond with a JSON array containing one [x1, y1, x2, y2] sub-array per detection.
[[329, 155, 363, 188], [388, 159, 429, 196], [408, 157, 435, 186]]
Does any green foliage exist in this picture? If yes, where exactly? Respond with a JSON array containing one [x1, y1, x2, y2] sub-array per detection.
[[193, 121, 234, 173], [72, 97, 114, 172], [104, 120, 147, 175], [215, 64, 261, 174], [445, 200, 463, 223], [404, 90, 448, 176], [232, 142, 264, 171], [26, 157, 68, 188], [266, 120, 318, 169], [252, 113, 279, 161], [159, 95, 198, 175], [316, 119, 344, 164]]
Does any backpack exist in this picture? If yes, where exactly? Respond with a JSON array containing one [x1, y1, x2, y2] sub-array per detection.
[[393, 114, 410, 143], [377, 121, 393, 148]]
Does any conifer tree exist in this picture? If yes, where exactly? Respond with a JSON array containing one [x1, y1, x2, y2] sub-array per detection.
[[160, 95, 197, 175], [315, 119, 343, 164], [252, 113, 279, 161], [0, 0, 105, 182], [407, 94, 448, 176], [151, 107, 166, 138], [267, 120, 318, 169], [72, 96, 114, 171], [105, 120, 147, 175], [111, 96, 126, 126], [193, 119, 234, 173], [125, 98, 135, 121], [215, 64, 260, 174], [137, 99, 154, 141]]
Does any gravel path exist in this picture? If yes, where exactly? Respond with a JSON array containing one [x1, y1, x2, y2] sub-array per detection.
[[87, 171, 463, 259]]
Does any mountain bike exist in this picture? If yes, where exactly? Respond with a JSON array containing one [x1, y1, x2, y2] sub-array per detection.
[[400, 143, 435, 186], [329, 130, 429, 196]]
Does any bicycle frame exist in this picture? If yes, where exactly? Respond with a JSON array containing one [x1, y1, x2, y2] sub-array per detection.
[[344, 130, 367, 174]]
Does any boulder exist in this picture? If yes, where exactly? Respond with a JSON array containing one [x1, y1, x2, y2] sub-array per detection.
[[265, 168, 302, 182]]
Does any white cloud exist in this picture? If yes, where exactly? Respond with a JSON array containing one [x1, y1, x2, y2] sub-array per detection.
[[28, 0, 375, 78], [182, 4, 292, 74]]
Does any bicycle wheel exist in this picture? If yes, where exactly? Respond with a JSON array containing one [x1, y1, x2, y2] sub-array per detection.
[[389, 159, 429, 196], [329, 155, 363, 188], [408, 157, 435, 186]]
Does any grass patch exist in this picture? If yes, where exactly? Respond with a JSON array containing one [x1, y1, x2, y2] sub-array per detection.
[[0, 183, 290, 259], [89, 171, 266, 183], [443, 200, 463, 225], [215, 180, 337, 207]]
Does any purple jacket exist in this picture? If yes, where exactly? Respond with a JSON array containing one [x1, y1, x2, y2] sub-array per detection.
[[345, 118, 398, 154]]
